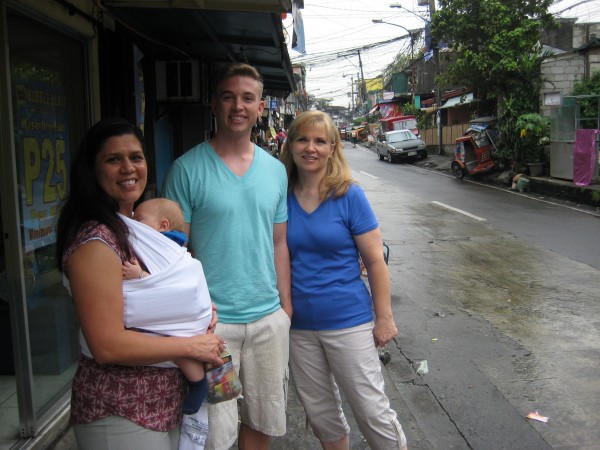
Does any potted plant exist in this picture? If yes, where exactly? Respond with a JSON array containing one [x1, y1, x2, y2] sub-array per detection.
[[515, 113, 550, 176]]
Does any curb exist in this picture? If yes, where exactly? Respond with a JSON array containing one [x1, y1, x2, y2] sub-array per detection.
[[408, 152, 600, 209]]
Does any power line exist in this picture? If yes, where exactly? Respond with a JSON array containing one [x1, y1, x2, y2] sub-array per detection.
[[291, 34, 412, 66]]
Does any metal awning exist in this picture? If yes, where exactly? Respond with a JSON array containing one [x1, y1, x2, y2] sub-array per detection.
[[381, 115, 413, 123], [367, 105, 379, 115], [439, 93, 475, 109], [420, 106, 437, 115], [104, 1, 296, 97]]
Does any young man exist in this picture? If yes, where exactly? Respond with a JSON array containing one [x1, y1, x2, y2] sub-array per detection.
[[163, 63, 291, 450]]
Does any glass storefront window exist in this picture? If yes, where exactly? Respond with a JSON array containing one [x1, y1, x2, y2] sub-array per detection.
[[0, 10, 87, 443]]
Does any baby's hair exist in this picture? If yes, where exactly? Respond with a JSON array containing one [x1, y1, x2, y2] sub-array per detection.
[[138, 198, 185, 231]]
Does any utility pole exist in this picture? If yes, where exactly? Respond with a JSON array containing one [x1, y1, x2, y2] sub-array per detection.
[[350, 76, 355, 110], [429, 0, 443, 155], [357, 50, 367, 106], [352, 73, 359, 107]]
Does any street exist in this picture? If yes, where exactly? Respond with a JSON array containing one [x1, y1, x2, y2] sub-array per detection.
[[274, 143, 600, 449]]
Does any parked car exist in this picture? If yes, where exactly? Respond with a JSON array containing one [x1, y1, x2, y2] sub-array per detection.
[[376, 129, 427, 163]]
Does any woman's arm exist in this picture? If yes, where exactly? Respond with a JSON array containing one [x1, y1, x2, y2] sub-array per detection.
[[354, 227, 397, 347], [273, 222, 292, 319], [67, 240, 224, 366]]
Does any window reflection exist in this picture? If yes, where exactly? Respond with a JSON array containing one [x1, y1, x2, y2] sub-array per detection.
[[4, 10, 86, 437]]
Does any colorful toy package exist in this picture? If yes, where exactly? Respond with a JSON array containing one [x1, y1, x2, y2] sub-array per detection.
[[205, 343, 243, 404]]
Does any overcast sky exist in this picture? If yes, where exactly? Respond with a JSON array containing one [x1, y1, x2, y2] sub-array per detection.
[[283, 0, 600, 107]]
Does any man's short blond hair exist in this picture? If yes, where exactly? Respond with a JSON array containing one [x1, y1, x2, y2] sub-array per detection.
[[213, 63, 264, 97]]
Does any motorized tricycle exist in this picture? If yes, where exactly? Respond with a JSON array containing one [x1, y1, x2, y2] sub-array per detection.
[[451, 116, 499, 180]]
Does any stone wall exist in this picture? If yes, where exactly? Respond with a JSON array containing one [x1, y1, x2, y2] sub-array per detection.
[[540, 52, 586, 118], [539, 21, 600, 118]]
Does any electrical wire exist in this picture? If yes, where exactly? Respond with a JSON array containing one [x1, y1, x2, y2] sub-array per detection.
[[294, 0, 600, 106]]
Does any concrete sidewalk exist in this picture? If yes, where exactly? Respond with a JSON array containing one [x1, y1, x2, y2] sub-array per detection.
[[407, 151, 600, 209]]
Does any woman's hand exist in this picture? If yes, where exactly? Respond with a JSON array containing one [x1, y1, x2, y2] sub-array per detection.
[[207, 302, 218, 334], [373, 316, 398, 348], [355, 228, 396, 348], [190, 333, 225, 366]]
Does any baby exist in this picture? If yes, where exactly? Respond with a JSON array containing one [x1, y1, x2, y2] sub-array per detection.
[[123, 197, 189, 277], [123, 198, 208, 415]]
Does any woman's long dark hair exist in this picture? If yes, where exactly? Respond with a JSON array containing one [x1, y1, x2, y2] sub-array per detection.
[[56, 118, 146, 272]]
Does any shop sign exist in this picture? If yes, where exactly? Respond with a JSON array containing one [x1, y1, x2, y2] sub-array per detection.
[[14, 75, 69, 252]]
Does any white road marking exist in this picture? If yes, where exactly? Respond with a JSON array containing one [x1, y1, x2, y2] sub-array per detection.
[[359, 171, 378, 179], [412, 166, 600, 217], [431, 201, 487, 222]]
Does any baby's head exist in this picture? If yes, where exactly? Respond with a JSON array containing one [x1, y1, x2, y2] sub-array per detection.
[[134, 198, 184, 232]]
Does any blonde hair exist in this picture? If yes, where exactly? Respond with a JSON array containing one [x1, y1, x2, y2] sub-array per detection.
[[137, 198, 185, 232], [280, 111, 353, 200], [213, 63, 264, 97]]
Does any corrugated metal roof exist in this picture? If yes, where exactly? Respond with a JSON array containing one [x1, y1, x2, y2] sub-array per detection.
[[105, 1, 296, 97], [439, 93, 475, 109]]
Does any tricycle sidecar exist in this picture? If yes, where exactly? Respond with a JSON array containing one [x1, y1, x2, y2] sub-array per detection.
[[451, 117, 498, 180]]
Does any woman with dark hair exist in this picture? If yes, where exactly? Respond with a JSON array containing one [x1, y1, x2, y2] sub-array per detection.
[[56, 118, 224, 450], [280, 111, 407, 450]]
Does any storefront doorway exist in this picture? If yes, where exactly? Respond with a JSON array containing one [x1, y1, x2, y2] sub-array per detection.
[[0, 6, 89, 446]]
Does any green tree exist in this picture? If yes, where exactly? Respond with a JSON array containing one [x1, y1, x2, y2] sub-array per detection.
[[432, 0, 556, 165], [570, 70, 600, 128], [432, 0, 556, 108]]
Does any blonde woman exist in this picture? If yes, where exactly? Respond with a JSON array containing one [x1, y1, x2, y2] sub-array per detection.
[[280, 110, 408, 450]]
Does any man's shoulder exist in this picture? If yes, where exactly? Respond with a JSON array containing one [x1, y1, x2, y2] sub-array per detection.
[[175, 141, 210, 163], [165, 143, 212, 192]]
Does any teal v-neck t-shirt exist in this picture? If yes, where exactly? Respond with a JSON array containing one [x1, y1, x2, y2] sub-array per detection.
[[163, 142, 288, 323]]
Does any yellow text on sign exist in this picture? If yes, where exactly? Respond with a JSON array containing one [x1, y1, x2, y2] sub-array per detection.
[[23, 137, 67, 206]]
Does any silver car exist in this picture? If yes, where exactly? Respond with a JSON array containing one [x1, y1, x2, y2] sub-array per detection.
[[376, 130, 427, 163]]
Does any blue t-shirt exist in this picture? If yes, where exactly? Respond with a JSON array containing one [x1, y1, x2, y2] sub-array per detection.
[[287, 183, 378, 330], [163, 142, 288, 323]]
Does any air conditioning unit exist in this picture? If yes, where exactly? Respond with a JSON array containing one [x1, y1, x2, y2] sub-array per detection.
[[156, 61, 200, 101]]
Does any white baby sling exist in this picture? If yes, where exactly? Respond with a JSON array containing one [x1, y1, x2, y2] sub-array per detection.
[[120, 214, 212, 338]]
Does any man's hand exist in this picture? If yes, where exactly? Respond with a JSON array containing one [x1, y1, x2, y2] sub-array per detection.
[[207, 302, 218, 334]]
